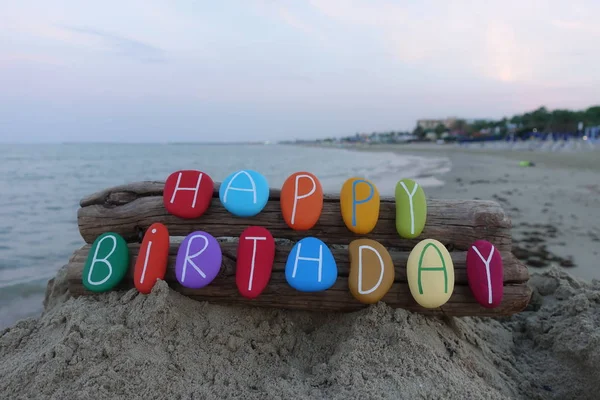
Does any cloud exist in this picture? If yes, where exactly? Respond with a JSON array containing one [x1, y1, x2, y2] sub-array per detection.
[[62, 26, 167, 63]]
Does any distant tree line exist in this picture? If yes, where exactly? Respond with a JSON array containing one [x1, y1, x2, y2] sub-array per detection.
[[412, 105, 600, 139]]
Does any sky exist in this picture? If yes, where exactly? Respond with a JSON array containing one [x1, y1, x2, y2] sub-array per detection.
[[1, 0, 600, 143]]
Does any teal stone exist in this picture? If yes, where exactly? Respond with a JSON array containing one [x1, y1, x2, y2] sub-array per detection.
[[219, 170, 269, 217], [82, 232, 130, 292], [285, 237, 337, 292]]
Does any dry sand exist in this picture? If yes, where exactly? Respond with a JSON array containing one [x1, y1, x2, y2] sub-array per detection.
[[1, 146, 599, 399], [0, 264, 599, 400]]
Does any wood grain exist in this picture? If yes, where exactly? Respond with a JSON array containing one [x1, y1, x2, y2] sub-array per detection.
[[72, 180, 530, 316], [66, 243, 531, 316], [77, 181, 512, 251]]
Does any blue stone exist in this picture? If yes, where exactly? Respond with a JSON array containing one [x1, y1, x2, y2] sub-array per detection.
[[219, 170, 269, 217], [285, 237, 337, 292]]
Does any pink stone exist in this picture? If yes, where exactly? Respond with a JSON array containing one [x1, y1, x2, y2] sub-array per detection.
[[466, 240, 503, 308]]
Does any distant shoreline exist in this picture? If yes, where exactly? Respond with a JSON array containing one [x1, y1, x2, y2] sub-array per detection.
[[296, 141, 600, 172]]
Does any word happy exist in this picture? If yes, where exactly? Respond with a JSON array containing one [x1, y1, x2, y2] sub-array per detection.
[[82, 169, 504, 309]]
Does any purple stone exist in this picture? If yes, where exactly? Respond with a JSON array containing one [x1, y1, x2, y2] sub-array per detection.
[[175, 231, 222, 289]]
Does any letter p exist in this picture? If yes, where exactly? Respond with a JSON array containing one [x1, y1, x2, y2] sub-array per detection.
[[352, 180, 374, 227]]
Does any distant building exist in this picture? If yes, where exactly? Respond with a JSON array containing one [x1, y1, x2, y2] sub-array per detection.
[[417, 117, 459, 131], [417, 119, 443, 130], [443, 117, 457, 129]]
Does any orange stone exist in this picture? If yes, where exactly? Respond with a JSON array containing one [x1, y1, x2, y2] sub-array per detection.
[[134, 223, 170, 294], [348, 239, 395, 304], [280, 172, 323, 230], [340, 177, 380, 234]]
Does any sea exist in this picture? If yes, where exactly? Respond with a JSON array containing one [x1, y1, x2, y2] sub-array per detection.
[[0, 143, 451, 329]]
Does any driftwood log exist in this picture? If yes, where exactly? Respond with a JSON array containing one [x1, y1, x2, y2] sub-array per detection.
[[66, 181, 532, 317]]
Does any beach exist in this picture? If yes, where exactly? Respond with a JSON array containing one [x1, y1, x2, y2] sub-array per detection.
[[1, 144, 599, 399], [350, 143, 600, 282]]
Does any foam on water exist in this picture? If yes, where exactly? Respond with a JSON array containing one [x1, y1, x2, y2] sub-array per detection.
[[0, 143, 451, 329]]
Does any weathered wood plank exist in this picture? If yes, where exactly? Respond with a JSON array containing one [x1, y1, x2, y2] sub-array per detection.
[[68, 243, 529, 284], [65, 254, 530, 317], [77, 181, 512, 251]]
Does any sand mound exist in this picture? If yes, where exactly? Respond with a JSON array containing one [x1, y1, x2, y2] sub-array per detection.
[[1, 267, 598, 400]]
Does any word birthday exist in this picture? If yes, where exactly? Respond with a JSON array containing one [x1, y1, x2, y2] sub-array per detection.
[[82, 169, 504, 309]]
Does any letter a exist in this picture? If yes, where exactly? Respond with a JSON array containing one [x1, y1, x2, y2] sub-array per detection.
[[219, 169, 269, 217], [222, 170, 257, 204]]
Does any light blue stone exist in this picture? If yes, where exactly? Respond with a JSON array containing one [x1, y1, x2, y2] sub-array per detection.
[[285, 237, 337, 292], [219, 170, 269, 217]]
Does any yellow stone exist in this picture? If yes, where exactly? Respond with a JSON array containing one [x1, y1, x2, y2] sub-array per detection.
[[340, 177, 380, 234], [348, 239, 395, 304], [406, 239, 454, 308]]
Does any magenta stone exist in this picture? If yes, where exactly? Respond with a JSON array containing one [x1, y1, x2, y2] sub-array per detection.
[[175, 231, 222, 289], [466, 240, 503, 308]]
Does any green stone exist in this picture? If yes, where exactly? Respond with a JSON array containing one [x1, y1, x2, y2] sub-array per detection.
[[82, 232, 130, 292], [394, 179, 427, 239]]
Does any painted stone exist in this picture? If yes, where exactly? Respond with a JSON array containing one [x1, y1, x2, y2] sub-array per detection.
[[236, 226, 275, 299], [175, 231, 222, 289], [348, 239, 395, 304], [340, 177, 380, 234], [134, 223, 170, 294], [466, 240, 503, 308], [280, 172, 323, 231], [82, 232, 130, 293], [395, 178, 427, 239], [219, 170, 269, 217], [163, 170, 214, 219], [407, 239, 454, 308], [285, 237, 337, 292]]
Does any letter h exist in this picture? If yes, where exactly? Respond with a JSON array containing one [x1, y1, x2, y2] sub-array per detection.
[[170, 172, 203, 208], [291, 243, 323, 283]]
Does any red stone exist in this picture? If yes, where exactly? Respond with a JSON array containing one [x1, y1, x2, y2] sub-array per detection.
[[134, 222, 170, 294], [163, 170, 214, 219], [236, 226, 275, 299], [466, 240, 503, 308]]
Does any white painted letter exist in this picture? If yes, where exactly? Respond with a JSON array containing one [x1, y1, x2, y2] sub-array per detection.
[[88, 235, 117, 285], [244, 236, 267, 291], [222, 170, 257, 204], [400, 181, 419, 235], [472, 245, 496, 304], [291, 174, 316, 225], [291, 243, 323, 282], [170, 172, 203, 208], [139, 228, 157, 284], [181, 234, 209, 282], [358, 245, 385, 295]]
